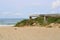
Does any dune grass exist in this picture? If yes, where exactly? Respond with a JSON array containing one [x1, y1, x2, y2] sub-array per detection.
[[15, 16, 60, 27]]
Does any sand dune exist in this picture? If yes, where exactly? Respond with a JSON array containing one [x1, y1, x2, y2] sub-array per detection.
[[0, 27, 60, 40]]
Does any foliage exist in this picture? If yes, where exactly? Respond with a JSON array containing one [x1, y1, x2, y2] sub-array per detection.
[[15, 19, 28, 27], [15, 16, 60, 27]]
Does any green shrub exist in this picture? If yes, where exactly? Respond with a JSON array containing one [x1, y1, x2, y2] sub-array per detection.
[[47, 17, 57, 23], [15, 16, 60, 27], [15, 19, 28, 27], [34, 17, 44, 25], [55, 18, 60, 23]]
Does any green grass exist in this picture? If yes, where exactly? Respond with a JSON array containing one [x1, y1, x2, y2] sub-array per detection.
[[15, 16, 60, 27], [15, 19, 28, 27]]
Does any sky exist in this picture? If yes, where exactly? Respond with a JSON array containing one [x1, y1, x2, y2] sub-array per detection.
[[0, 0, 60, 18]]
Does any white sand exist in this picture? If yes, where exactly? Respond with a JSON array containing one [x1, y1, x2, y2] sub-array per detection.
[[0, 26, 60, 40]]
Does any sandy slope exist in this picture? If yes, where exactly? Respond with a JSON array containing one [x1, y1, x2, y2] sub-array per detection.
[[0, 27, 60, 40]]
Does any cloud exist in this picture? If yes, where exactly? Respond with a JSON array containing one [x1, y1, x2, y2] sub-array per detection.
[[52, 0, 60, 9]]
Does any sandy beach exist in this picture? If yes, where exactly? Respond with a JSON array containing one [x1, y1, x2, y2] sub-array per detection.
[[0, 26, 60, 40]]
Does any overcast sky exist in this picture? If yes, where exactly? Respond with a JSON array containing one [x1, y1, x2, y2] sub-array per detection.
[[0, 0, 60, 18]]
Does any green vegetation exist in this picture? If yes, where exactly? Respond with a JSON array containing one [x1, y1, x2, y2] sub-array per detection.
[[15, 19, 28, 27], [15, 16, 60, 27]]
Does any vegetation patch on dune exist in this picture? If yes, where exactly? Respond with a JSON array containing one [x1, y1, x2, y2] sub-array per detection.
[[15, 16, 60, 27]]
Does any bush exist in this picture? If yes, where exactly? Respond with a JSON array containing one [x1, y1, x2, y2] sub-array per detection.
[[47, 17, 57, 24], [15, 19, 28, 27], [15, 16, 60, 27], [34, 17, 44, 25]]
